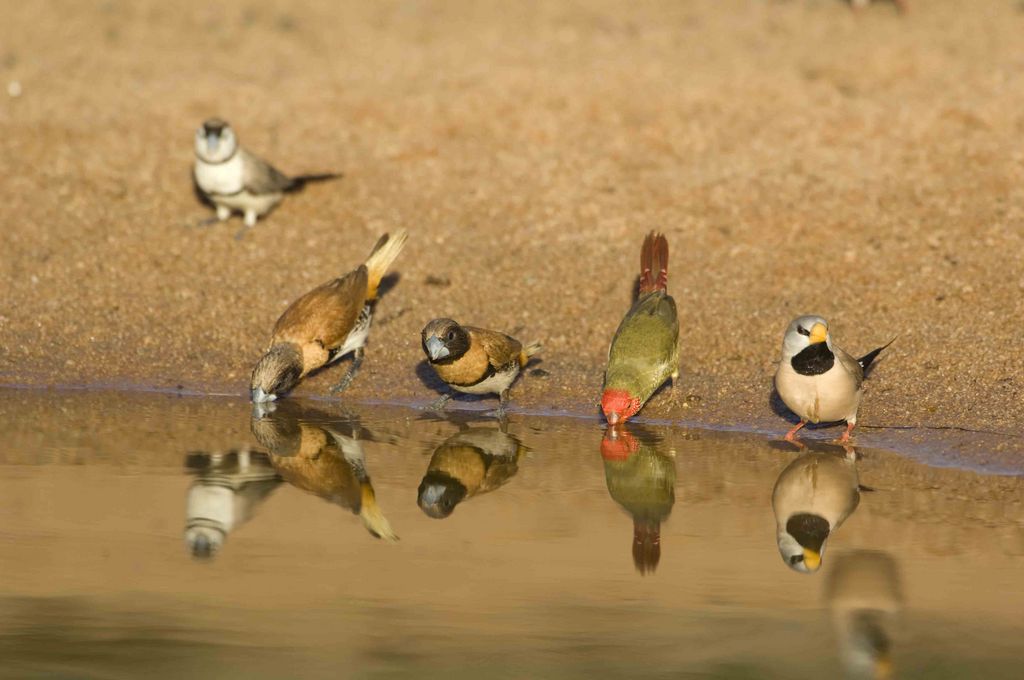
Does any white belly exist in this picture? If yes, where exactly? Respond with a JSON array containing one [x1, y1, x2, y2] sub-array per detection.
[[451, 364, 520, 396], [194, 154, 244, 195], [333, 306, 372, 362], [213, 189, 282, 216], [775, 362, 861, 424]]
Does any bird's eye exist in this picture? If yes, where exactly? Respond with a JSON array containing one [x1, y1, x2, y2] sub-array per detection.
[[790, 554, 804, 564], [446, 330, 455, 341], [797, 326, 810, 337]]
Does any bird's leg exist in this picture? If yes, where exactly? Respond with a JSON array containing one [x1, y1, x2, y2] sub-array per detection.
[[234, 210, 258, 240], [329, 348, 364, 394], [425, 393, 451, 411], [784, 421, 806, 443], [215, 204, 231, 221], [839, 421, 856, 444], [489, 390, 510, 420]]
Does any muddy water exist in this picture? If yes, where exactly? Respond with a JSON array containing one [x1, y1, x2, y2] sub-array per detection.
[[0, 389, 1021, 679]]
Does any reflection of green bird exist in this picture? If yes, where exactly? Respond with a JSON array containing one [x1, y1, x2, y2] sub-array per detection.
[[600, 232, 680, 425], [601, 426, 676, 574], [418, 428, 525, 519]]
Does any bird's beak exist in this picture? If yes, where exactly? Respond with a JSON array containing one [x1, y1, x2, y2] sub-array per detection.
[[606, 411, 620, 425], [250, 387, 276, 404], [206, 132, 220, 154], [802, 548, 821, 570], [809, 322, 828, 345], [425, 336, 450, 361]]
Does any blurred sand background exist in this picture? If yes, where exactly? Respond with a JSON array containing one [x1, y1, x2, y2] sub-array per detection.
[[1, 1, 1022, 457]]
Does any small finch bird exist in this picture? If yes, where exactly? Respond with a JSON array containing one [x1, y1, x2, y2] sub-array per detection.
[[600, 232, 680, 425], [250, 230, 408, 403], [183, 449, 281, 559], [250, 401, 397, 541], [772, 446, 862, 574], [192, 118, 341, 237], [774, 315, 894, 443], [417, 427, 525, 519], [600, 425, 676, 575], [421, 319, 541, 416]]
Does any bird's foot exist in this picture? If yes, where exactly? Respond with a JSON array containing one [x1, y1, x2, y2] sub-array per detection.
[[424, 394, 451, 412], [233, 224, 252, 240], [784, 421, 806, 445], [329, 374, 356, 394], [839, 421, 856, 444]]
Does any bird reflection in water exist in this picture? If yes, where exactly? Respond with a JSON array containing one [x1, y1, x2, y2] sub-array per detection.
[[417, 424, 526, 519], [772, 443, 865, 574], [600, 425, 676, 575], [825, 550, 903, 680], [184, 448, 282, 559], [250, 401, 398, 541]]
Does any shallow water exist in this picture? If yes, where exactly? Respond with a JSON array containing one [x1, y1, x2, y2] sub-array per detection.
[[0, 389, 1021, 679]]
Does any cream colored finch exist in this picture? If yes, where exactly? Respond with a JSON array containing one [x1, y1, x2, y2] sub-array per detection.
[[774, 315, 893, 443]]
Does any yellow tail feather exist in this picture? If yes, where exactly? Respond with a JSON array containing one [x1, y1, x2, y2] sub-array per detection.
[[519, 341, 542, 367], [360, 482, 399, 542], [363, 229, 409, 301]]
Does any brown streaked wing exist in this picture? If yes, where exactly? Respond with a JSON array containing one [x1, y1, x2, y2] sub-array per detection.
[[271, 266, 368, 350], [466, 327, 523, 368]]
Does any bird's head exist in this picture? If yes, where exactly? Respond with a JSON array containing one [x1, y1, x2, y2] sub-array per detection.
[[184, 525, 225, 560], [250, 344, 303, 404], [194, 118, 238, 163], [782, 314, 831, 359], [778, 512, 831, 573], [416, 471, 468, 519], [601, 389, 642, 425], [421, 318, 470, 364], [600, 425, 639, 460]]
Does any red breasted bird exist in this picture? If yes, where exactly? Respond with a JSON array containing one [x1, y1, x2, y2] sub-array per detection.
[[601, 232, 680, 425], [421, 319, 541, 416], [250, 230, 408, 403]]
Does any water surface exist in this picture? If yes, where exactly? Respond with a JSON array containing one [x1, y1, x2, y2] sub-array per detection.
[[0, 389, 1021, 679]]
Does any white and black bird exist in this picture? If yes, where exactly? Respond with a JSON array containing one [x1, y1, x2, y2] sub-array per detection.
[[771, 447, 862, 574], [774, 315, 893, 443], [183, 448, 282, 559], [192, 118, 340, 237], [825, 550, 903, 680]]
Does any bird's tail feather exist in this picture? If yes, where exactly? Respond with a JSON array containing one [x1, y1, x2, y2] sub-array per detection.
[[359, 483, 398, 542], [288, 172, 343, 191], [363, 230, 409, 301], [639, 231, 669, 294], [858, 336, 896, 372], [519, 341, 542, 367]]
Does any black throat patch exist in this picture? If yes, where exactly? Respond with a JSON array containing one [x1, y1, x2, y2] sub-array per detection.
[[786, 513, 831, 552], [791, 342, 835, 376]]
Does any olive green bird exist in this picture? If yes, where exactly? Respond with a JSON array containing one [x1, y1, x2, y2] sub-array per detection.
[[601, 232, 680, 425], [601, 425, 677, 574]]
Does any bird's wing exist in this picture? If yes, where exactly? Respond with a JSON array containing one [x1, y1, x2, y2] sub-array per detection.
[[466, 327, 523, 368], [271, 266, 368, 350], [241, 148, 295, 193], [835, 347, 865, 389]]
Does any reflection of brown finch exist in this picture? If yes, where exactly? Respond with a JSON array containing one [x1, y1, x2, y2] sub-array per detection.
[[600, 232, 679, 425], [250, 230, 407, 403]]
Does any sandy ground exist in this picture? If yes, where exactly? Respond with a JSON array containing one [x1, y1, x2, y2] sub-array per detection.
[[1, 1, 1023, 458]]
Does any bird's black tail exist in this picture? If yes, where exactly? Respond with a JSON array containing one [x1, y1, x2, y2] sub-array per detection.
[[858, 337, 896, 372], [288, 172, 343, 192]]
